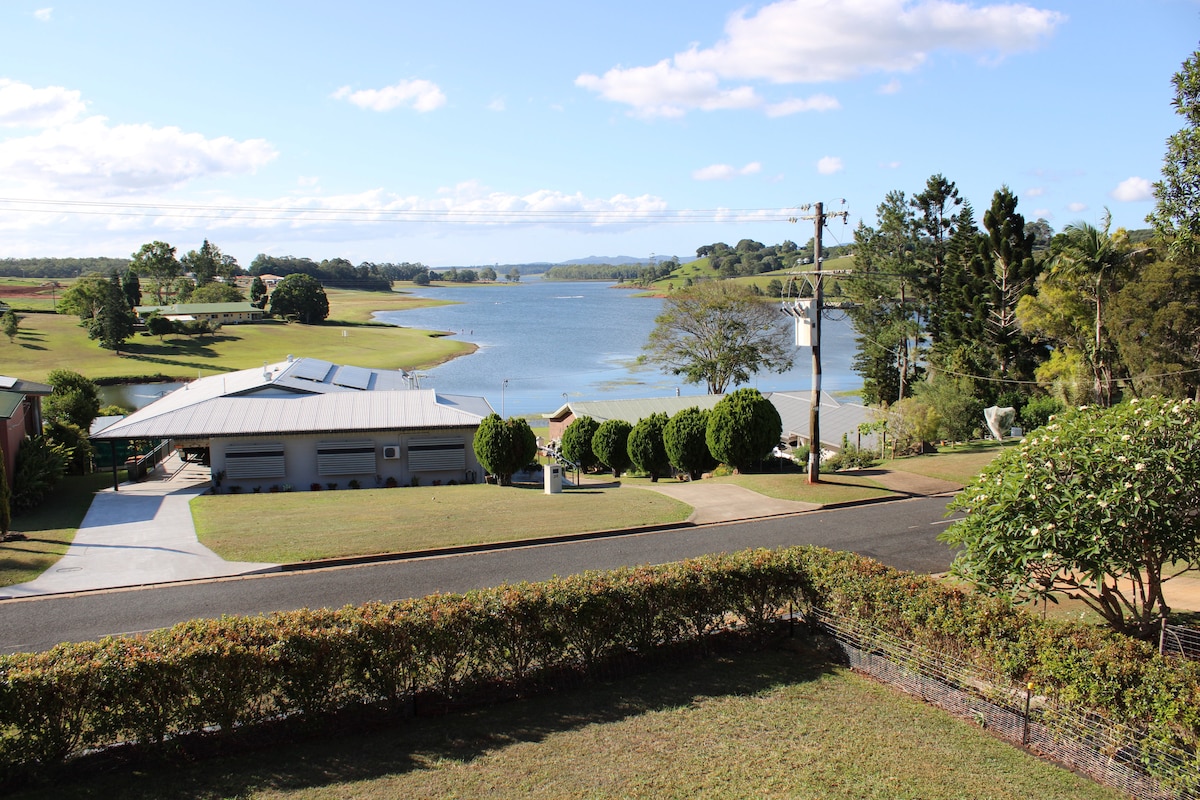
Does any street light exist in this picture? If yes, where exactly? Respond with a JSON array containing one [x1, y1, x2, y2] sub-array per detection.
[[501, 378, 509, 416]]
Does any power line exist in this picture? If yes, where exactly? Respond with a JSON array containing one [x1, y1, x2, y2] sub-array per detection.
[[0, 196, 804, 226]]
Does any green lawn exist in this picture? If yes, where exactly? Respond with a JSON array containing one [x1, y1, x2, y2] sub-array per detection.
[[881, 440, 1016, 485], [0, 288, 472, 383], [193, 483, 692, 564], [8, 648, 1122, 800], [720, 470, 894, 504]]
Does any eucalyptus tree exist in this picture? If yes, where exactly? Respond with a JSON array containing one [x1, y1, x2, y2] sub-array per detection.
[[130, 241, 180, 303], [643, 280, 793, 395]]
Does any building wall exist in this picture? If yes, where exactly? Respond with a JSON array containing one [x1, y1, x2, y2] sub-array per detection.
[[209, 428, 482, 493], [1, 395, 41, 489]]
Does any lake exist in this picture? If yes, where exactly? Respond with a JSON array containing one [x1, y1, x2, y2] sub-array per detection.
[[374, 278, 862, 417], [101, 278, 863, 416]]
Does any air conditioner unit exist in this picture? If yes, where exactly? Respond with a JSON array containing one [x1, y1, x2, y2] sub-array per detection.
[[382, 445, 400, 460]]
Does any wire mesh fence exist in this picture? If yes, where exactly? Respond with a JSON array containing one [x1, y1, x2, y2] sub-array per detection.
[[1163, 623, 1200, 661], [812, 608, 1200, 800]]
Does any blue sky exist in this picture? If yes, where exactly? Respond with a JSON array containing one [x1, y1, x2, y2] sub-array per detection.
[[0, 1, 1195, 267]]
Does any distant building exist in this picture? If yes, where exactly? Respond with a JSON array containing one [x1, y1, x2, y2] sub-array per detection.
[[135, 302, 264, 325], [0, 376, 52, 489], [91, 357, 493, 492]]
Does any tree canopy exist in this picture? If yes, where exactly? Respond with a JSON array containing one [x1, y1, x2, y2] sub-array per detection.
[[592, 419, 632, 477], [942, 396, 1200, 639], [705, 388, 781, 472], [269, 273, 329, 324], [643, 280, 793, 394], [1149, 47, 1200, 258], [664, 406, 717, 480], [560, 416, 600, 472], [627, 412, 670, 481], [473, 414, 537, 486]]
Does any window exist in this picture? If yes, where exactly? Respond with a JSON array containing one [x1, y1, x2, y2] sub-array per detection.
[[224, 442, 285, 479], [317, 440, 376, 475], [408, 437, 465, 471]]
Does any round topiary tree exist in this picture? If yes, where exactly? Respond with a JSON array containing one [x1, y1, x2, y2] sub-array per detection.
[[592, 419, 632, 477], [706, 388, 781, 473], [627, 412, 671, 482], [664, 406, 717, 480], [560, 415, 600, 472], [473, 413, 537, 486]]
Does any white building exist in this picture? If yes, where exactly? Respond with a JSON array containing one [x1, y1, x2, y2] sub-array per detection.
[[91, 357, 492, 492]]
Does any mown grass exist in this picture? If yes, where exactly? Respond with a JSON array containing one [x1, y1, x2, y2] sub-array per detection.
[[881, 439, 1017, 485], [7, 648, 1123, 800], [0, 288, 472, 383], [719, 470, 893, 505], [0, 471, 126, 587], [193, 482, 692, 564]]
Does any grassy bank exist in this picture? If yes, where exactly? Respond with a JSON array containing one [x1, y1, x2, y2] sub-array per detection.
[[8, 648, 1121, 800], [0, 287, 472, 383]]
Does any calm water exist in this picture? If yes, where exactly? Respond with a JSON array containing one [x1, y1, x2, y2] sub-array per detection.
[[102, 279, 862, 416], [375, 278, 861, 417]]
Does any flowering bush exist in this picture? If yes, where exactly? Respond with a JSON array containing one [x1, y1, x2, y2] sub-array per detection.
[[944, 397, 1200, 638]]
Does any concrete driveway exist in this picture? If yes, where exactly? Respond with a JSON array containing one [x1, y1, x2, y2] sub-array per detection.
[[2, 456, 278, 599]]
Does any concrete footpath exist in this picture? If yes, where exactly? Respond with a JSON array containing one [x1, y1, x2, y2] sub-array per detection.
[[1, 455, 279, 599]]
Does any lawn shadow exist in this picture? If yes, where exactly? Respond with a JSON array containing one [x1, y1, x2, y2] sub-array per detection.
[[17, 647, 838, 800]]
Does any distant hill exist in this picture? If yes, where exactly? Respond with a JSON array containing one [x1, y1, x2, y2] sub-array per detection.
[[562, 255, 643, 266]]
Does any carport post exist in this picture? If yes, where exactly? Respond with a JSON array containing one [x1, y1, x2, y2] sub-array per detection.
[[109, 441, 119, 492]]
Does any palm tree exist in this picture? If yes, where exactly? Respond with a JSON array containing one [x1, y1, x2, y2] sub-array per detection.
[[1048, 211, 1137, 405]]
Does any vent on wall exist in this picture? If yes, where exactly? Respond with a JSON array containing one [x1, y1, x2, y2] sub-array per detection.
[[382, 445, 400, 460]]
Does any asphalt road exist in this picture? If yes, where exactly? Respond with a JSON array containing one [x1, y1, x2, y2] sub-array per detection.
[[0, 496, 959, 654]]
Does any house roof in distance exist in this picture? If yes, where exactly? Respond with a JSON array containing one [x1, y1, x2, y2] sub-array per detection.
[[91, 357, 493, 440], [135, 302, 262, 316]]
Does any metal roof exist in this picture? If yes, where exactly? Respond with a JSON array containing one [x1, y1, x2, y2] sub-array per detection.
[[135, 302, 262, 315], [91, 390, 485, 440], [90, 357, 492, 441], [0, 376, 53, 396]]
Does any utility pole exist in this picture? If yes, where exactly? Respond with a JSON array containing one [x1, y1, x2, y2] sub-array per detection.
[[791, 201, 848, 483]]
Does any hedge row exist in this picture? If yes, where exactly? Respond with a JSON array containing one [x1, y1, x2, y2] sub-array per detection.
[[2, 546, 1199, 786]]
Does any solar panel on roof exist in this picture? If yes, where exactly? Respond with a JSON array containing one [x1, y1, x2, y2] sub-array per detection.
[[0, 377, 16, 389], [332, 365, 372, 390], [289, 359, 334, 383]]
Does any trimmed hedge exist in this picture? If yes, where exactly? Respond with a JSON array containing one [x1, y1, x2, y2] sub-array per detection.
[[2, 546, 1199, 787]]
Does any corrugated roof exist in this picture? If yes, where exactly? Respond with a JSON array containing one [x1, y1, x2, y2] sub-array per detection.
[[553, 394, 726, 423], [92, 390, 484, 440], [135, 302, 262, 315], [90, 357, 491, 441]]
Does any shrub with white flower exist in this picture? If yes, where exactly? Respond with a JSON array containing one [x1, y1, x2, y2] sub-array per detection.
[[942, 396, 1200, 640]]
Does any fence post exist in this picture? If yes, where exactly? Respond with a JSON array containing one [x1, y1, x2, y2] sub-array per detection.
[[1022, 682, 1033, 745], [1159, 607, 1171, 657]]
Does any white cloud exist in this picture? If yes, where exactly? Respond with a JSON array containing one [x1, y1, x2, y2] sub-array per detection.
[[576, 60, 759, 119], [1033, 208, 1052, 220], [878, 79, 903, 95], [0, 79, 86, 128], [34, 8, 53, 22], [1067, 201, 1087, 213], [1026, 186, 1045, 197], [1111, 176, 1152, 202], [332, 79, 447, 113], [817, 156, 843, 175], [765, 94, 840, 117], [880, 160, 902, 169], [487, 97, 506, 112], [0, 115, 278, 193], [693, 162, 762, 181], [578, 0, 1064, 117]]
